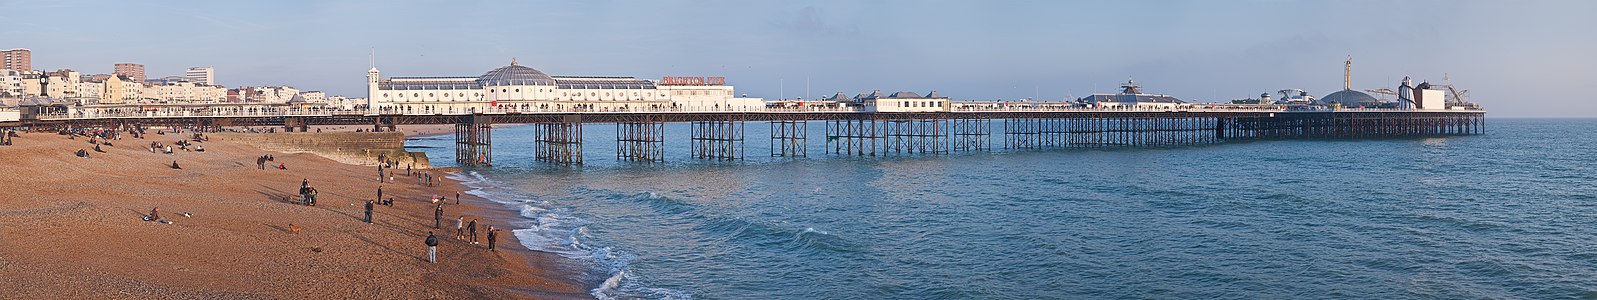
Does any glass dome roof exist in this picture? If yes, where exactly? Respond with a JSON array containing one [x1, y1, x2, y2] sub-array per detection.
[[1318, 89, 1379, 107], [477, 60, 555, 86]]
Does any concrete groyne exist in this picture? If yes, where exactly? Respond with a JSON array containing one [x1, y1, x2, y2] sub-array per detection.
[[209, 132, 429, 168]]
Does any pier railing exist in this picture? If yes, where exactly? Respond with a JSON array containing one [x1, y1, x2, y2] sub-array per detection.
[[32, 104, 1484, 121]]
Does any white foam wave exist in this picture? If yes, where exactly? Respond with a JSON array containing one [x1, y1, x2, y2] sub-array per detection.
[[453, 171, 689, 299]]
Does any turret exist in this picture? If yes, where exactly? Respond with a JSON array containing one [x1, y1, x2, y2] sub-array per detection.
[[366, 50, 380, 115]]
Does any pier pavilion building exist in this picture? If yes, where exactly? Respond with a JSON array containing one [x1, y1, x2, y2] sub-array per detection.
[[1078, 80, 1183, 109], [366, 59, 760, 114]]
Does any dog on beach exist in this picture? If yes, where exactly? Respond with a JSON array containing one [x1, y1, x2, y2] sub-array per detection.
[[289, 224, 302, 233]]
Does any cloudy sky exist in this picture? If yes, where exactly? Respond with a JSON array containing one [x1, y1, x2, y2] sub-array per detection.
[[2, 0, 1591, 117]]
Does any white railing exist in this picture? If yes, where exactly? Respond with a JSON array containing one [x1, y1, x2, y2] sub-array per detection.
[[32, 104, 1484, 121]]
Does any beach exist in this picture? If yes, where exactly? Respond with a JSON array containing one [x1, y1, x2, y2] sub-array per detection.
[[0, 130, 590, 299]]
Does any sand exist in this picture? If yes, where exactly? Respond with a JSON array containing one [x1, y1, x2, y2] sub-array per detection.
[[0, 131, 591, 299]]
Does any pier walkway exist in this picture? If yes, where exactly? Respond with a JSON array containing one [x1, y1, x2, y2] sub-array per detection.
[[9, 105, 1486, 165]]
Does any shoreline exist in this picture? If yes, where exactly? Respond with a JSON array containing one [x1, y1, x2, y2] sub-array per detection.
[[0, 129, 591, 298]]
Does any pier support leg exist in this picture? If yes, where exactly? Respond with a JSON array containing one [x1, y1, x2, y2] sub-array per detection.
[[884, 118, 948, 154], [1004, 118, 1040, 149], [952, 118, 991, 151], [825, 119, 879, 156], [770, 120, 807, 157], [455, 115, 493, 166], [691, 120, 744, 160], [534, 118, 582, 165], [616, 117, 665, 162]]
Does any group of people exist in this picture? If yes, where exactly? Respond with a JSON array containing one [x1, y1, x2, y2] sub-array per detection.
[[257, 155, 285, 170], [1, 129, 17, 146], [298, 178, 319, 206], [426, 215, 500, 263]]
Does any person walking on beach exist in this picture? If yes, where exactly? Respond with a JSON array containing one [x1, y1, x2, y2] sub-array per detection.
[[364, 200, 375, 223], [455, 192, 461, 205], [487, 226, 499, 251], [468, 219, 479, 244], [377, 164, 385, 183], [434, 204, 444, 229], [455, 216, 465, 240], [425, 231, 439, 263], [376, 185, 383, 203]]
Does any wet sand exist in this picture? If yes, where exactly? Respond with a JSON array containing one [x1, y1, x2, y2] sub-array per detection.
[[0, 131, 591, 298]]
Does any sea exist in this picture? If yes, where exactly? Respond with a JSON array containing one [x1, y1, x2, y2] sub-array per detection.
[[404, 118, 1597, 299]]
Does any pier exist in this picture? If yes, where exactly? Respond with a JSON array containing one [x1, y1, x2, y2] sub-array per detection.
[[9, 106, 1486, 166]]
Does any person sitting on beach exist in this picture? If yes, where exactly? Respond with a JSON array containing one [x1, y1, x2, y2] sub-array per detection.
[[170, 160, 181, 169], [147, 207, 171, 224], [278, 163, 287, 170], [195, 145, 204, 152], [75, 149, 89, 158], [93, 144, 104, 152]]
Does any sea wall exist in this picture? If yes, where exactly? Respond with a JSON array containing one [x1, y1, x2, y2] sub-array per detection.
[[209, 132, 429, 168]]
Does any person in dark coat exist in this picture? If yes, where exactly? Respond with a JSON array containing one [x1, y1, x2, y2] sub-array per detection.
[[425, 232, 439, 263], [433, 204, 444, 229], [487, 226, 499, 251], [363, 200, 374, 223], [468, 219, 479, 244]]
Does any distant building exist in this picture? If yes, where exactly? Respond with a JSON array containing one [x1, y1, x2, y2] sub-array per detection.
[[145, 80, 226, 103], [860, 90, 950, 112], [367, 59, 758, 114], [0, 69, 22, 97], [299, 91, 327, 103], [1, 48, 30, 72], [114, 63, 147, 82], [185, 66, 214, 85], [1078, 80, 1183, 109], [101, 75, 144, 104], [241, 86, 298, 103], [43, 69, 82, 100]]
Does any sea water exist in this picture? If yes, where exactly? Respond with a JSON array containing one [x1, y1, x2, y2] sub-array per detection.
[[406, 118, 1597, 299]]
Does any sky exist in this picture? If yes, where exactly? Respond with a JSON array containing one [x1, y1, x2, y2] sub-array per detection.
[[1, 0, 1592, 117]]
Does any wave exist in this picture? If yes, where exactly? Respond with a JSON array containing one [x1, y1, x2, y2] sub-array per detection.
[[454, 172, 688, 300]]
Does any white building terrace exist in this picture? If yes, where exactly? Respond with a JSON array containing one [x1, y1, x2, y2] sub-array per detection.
[[366, 59, 761, 114]]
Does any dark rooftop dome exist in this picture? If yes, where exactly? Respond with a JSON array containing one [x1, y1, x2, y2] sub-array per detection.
[[477, 59, 555, 86], [1318, 89, 1379, 107]]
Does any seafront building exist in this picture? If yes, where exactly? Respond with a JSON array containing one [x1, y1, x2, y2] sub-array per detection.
[[0, 69, 23, 97], [185, 67, 215, 85], [1, 48, 30, 72], [365, 59, 763, 114], [114, 63, 147, 83]]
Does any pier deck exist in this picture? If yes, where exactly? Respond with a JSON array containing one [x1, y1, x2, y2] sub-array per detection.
[[12, 107, 1485, 165]]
